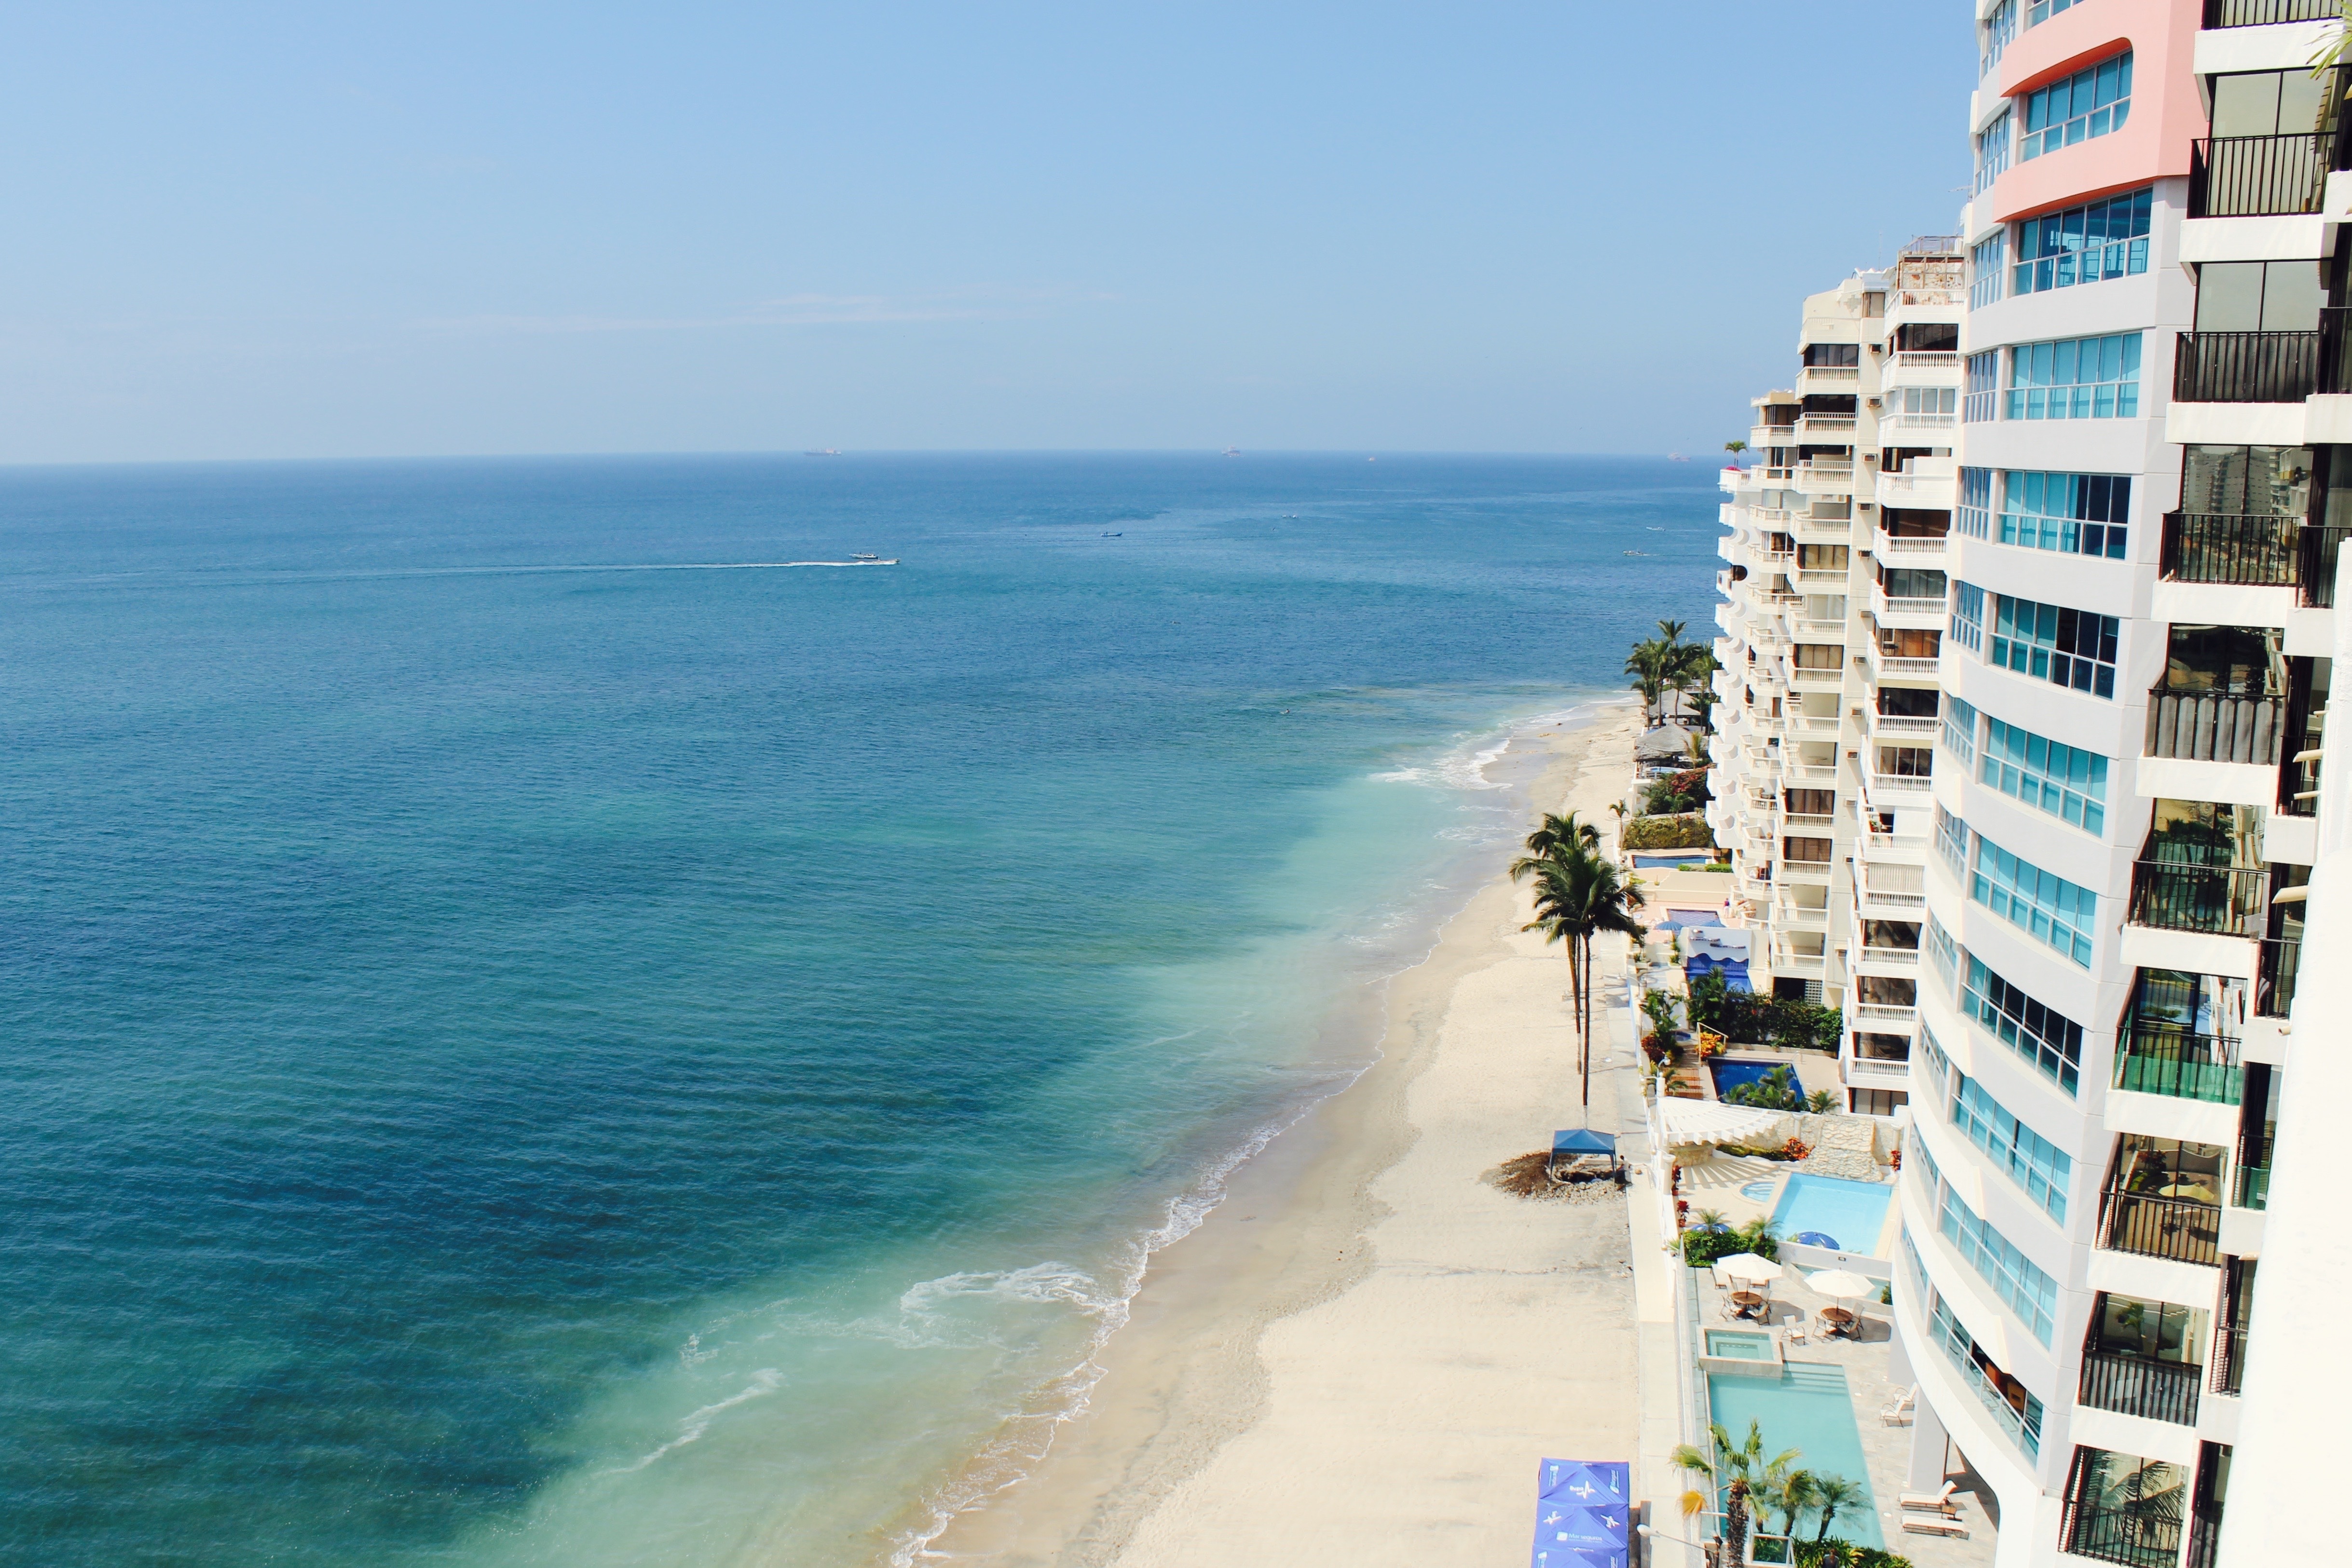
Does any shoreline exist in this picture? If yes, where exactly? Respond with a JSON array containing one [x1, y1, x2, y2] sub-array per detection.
[[909, 702, 1646, 1566]]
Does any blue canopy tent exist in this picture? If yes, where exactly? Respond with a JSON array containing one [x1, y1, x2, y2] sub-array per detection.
[[1549, 1128, 1620, 1180], [1531, 1459, 1630, 1568]]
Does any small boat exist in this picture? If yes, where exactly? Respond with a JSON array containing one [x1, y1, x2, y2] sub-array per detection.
[[804, 449, 843, 457], [1101, 531, 1123, 538], [851, 552, 880, 560], [1221, 447, 1241, 457]]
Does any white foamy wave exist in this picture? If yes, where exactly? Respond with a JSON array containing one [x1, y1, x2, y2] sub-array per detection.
[[600, 1368, 785, 1475], [1368, 697, 1615, 793]]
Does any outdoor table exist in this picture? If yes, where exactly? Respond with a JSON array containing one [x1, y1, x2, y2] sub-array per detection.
[[1729, 1290, 1766, 1319], [1819, 1306, 1859, 1337]]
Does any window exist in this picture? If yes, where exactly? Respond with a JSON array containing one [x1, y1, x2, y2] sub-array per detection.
[[1804, 342, 1860, 368], [2021, 52, 2132, 161], [1941, 694, 1979, 766], [1793, 642, 1843, 670], [1783, 836, 1833, 864], [1852, 1088, 1909, 1117], [2088, 1293, 2207, 1368], [1973, 833, 2098, 966], [1975, 108, 2012, 194], [2209, 68, 2336, 140], [2195, 259, 2325, 333], [1919, 1017, 1953, 1083], [1878, 744, 1934, 778], [2179, 445, 2311, 518], [1998, 472, 2130, 559], [1982, 718, 2108, 834], [1950, 582, 1985, 655], [1954, 1074, 2074, 1221], [1882, 567, 1945, 601], [1934, 804, 1970, 876], [1965, 352, 2001, 423], [1990, 594, 2119, 698], [1958, 467, 1993, 539], [1798, 544, 1847, 573], [2005, 333, 2142, 420], [1940, 1187, 2061, 1344], [1981, 0, 2015, 78], [2025, 0, 2079, 22], [1966, 954, 2086, 1094], [2065, 1448, 2188, 1566], [2013, 188, 2152, 296], [1972, 232, 2006, 310], [1887, 385, 1957, 421], [1929, 1295, 2046, 1459]]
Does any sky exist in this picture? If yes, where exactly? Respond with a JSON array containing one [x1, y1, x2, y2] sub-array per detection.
[[0, 2, 1976, 463]]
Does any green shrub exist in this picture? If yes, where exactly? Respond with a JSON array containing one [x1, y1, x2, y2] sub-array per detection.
[[1680, 1213, 1780, 1267], [1622, 812, 1715, 850], [1793, 1540, 1912, 1568]]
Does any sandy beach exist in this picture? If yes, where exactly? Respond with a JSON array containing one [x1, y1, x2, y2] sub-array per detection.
[[920, 703, 1649, 1568]]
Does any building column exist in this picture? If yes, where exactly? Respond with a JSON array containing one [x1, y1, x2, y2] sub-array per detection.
[[1904, 1392, 1949, 1492]]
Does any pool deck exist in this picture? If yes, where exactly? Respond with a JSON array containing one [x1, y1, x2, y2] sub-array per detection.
[[1692, 1268, 1996, 1568]]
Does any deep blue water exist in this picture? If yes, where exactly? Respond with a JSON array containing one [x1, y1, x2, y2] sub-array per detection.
[[0, 453, 1718, 1567]]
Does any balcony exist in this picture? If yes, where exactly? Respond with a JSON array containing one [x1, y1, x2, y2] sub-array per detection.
[[2299, 524, 2350, 607], [2143, 687, 2287, 766], [1751, 422, 1799, 450], [2232, 1162, 2270, 1211], [2211, 1325, 2248, 1396], [2128, 861, 2269, 939], [2256, 936, 2299, 1018], [1869, 584, 1946, 627], [1855, 945, 1920, 969], [2079, 1349, 2203, 1427], [1873, 527, 1949, 561], [1876, 410, 1957, 434], [2204, 0, 2338, 25], [2173, 330, 2321, 404], [1794, 462, 1855, 495], [2100, 1190, 2223, 1267], [1798, 415, 1857, 438], [2065, 1500, 2182, 1568], [1797, 365, 1860, 389], [2160, 512, 2301, 587], [2188, 134, 2330, 219], [2113, 1026, 2244, 1105]]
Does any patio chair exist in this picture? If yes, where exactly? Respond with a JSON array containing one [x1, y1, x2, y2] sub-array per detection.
[[1783, 1318, 1807, 1345], [1901, 1517, 1969, 1540], [1898, 1482, 1958, 1514], [1879, 1386, 1915, 1425]]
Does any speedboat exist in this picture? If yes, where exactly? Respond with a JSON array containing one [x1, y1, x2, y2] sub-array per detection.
[[851, 552, 880, 560]]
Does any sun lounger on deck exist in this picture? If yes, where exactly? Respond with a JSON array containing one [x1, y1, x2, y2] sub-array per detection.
[[1902, 1516, 1969, 1539], [1880, 1386, 1915, 1425], [1899, 1482, 1958, 1514]]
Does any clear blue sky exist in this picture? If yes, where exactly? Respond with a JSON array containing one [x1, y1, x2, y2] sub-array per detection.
[[1, 2, 1974, 463]]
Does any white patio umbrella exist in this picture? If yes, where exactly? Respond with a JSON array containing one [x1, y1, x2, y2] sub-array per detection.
[[1807, 1269, 1875, 1300], [1718, 1253, 1784, 1283]]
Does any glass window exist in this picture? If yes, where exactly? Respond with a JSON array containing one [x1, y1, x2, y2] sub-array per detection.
[[2179, 446, 2312, 517], [2194, 260, 2325, 333], [1973, 833, 2099, 966], [2088, 1293, 2207, 1367], [1998, 472, 2130, 558], [2065, 1449, 2189, 1563], [1982, 717, 2109, 834], [1919, 1016, 1953, 1083], [1889, 386, 1957, 418], [2208, 69, 2335, 140], [1972, 231, 2006, 310], [1929, 1295, 2046, 1459], [1990, 594, 2119, 698], [1954, 1074, 2074, 1220], [2004, 333, 2142, 420], [1964, 954, 2083, 1093], [1958, 466, 1994, 539], [2025, 0, 2078, 23], [1951, 581, 1985, 654], [1976, 108, 2013, 193], [2107, 1134, 2227, 1205], [1940, 1187, 2061, 1344], [1941, 695, 1979, 768], [2021, 52, 2132, 161], [1936, 803, 1971, 876], [1965, 352, 2001, 423], [1982, 0, 2015, 78], [1804, 342, 1861, 368], [2012, 188, 2152, 296]]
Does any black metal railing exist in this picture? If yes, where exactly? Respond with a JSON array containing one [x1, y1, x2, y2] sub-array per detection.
[[2187, 1508, 2222, 1568], [2211, 1325, 2249, 1395], [2130, 861, 2270, 938], [2161, 511, 2302, 585], [2206, 0, 2338, 24], [2144, 687, 2287, 764], [2065, 1500, 2185, 1568], [2233, 1162, 2271, 1210], [2175, 330, 2323, 403], [2114, 1025, 2244, 1104], [2101, 1190, 2223, 1266], [2299, 523, 2351, 606], [2190, 133, 2330, 218], [2256, 937, 2300, 1018], [2079, 1349, 2203, 1426]]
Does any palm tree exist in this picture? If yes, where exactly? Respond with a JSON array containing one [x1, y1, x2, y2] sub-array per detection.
[[1519, 847, 1647, 1106], [1625, 639, 1673, 727], [1809, 1473, 1863, 1541], [1513, 812, 1601, 869], [1670, 1420, 1801, 1568], [1771, 1470, 1818, 1539]]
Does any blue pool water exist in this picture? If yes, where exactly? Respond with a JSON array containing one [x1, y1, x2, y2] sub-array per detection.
[[1771, 1174, 1895, 1256], [0, 454, 1719, 1568], [1739, 1179, 1778, 1203], [1706, 1364, 1884, 1548], [1709, 1058, 1787, 1097]]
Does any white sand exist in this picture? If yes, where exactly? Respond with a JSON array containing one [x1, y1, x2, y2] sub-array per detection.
[[921, 707, 1646, 1567]]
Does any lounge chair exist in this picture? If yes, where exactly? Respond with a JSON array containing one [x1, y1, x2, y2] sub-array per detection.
[[1901, 1517, 1969, 1539], [1783, 1318, 1807, 1345], [1880, 1386, 1915, 1425], [1898, 1482, 1958, 1514]]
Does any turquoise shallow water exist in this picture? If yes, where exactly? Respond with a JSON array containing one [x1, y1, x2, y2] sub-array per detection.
[[0, 453, 1716, 1566], [1706, 1364, 1886, 1549]]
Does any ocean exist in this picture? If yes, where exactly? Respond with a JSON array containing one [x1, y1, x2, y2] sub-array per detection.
[[0, 452, 1717, 1567]]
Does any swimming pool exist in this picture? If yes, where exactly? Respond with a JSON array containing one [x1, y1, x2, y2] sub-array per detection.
[[1770, 1173, 1893, 1256], [1740, 1179, 1778, 1203], [1709, 1058, 1791, 1098], [1707, 1363, 1885, 1548]]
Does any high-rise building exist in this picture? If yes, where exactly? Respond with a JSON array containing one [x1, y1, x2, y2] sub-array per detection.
[[1709, 4, 2351, 1562]]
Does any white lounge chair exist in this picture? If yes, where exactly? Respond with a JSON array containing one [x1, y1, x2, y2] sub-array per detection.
[[1898, 1482, 1958, 1514], [1880, 1386, 1916, 1426], [1901, 1517, 1969, 1539]]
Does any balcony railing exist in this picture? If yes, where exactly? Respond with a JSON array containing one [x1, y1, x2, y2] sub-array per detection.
[[2079, 1349, 2203, 1427], [2129, 861, 2270, 938], [2299, 524, 2350, 607], [1893, 351, 1961, 370], [2100, 1189, 2223, 1266], [2233, 1162, 2271, 1211], [2257, 936, 2300, 1018], [2143, 687, 2286, 765], [2160, 511, 2301, 586], [2065, 1499, 2185, 1568], [2205, 0, 2338, 25], [2189, 133, 2329, 218], [2174, 330, 2322, 403], [2211, 1325, 2249, 1395], [2114, 1026, 2244, 1105]]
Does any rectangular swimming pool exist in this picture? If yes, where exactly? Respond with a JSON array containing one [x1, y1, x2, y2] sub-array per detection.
[[1770, 1173, 1893, 1256], [1706, 1363, 1884, 1548], [1709, 1058, 1791, 1098]]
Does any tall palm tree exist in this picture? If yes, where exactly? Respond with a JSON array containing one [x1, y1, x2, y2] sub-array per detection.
[[1809, 1473, 1863, 1541], [1513, 811, 1600, 869], [1670, 1420, 1801, 1568], [1625, 638, 1673, 726], [1770, 1470, 1818, 1540], [1518, 847, 1647, 1105]]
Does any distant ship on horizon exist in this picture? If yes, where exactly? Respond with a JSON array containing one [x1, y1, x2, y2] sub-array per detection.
[[804, 449, 843, 457]]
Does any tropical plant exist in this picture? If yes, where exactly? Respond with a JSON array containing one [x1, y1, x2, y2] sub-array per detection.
[[1643, 766, 1712, 815], [1517, 841, 1647, 1107], [1680, 1213, 1779, 1267], [1808, 1474, 1863, 1541], [1771, 1470, 1819, 1539], [1625, 638, 1676, 726], [1724, 1063, 1805, 1112], [1725, 439, 1748, 455], [1513, 811, 1601, 867], [1807, 1089, 1838, 1114], [1685, 969, 1729, 1036], [1620, 812, 1714, 850], [2311, 4, 2348, 81], [1669, 1419, 1801, 1568], [1641, 988, 1681, 1061], [1793, 1541, 1913, 1568]]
